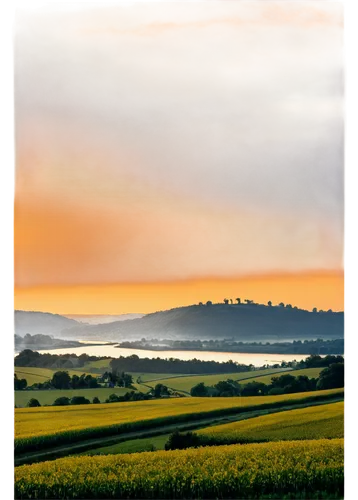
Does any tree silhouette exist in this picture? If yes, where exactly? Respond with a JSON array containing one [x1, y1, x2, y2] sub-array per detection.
[[267, 301, 272, 307], [236, 298, 241, 304], [312, 307, 317, 313], [279, 302, 285, 307], [223, 299, 229, 305]]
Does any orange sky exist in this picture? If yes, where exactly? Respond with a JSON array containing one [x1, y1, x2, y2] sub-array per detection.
[[14, 2, 344, 315]]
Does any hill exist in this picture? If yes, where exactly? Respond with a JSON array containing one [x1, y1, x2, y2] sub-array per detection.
[[15, 310, 80, 337], [60, 303, 344, 342], [64, 313, 145, 324]]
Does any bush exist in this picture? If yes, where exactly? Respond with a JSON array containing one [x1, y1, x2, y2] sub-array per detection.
[[70, 396, 90, 405], [105, 393, 121, 403], [317, 363, 344, 390], [93, 397, 101, 404], [268, 387, 285, 396], [53, 397, 71, 406], [27, 398, 41, 408], [165, 431, 201, 450], [190, 382, 208, 397]]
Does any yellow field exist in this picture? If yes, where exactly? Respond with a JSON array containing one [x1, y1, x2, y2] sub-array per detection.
[[15, 439, 344, 499], [197, 401, 344, 443], [145, 368, 291, 392], [245, 367, 323, 386], [15, 367, 93, 385], [15, 388, 343, 440]]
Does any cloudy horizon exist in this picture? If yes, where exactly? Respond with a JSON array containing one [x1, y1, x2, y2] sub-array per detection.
[[14, 1, 344, 313]]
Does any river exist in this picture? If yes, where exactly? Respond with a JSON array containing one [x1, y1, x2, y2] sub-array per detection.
[[35, 343, 311, 367]]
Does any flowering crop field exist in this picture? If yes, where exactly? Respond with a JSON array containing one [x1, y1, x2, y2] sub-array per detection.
[[15, 388, 343, 454], [197, 401, 344, 444], [15, 439, 343, 499]]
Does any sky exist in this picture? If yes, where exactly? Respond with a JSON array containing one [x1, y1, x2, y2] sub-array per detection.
[[14, 0, 344, 314]]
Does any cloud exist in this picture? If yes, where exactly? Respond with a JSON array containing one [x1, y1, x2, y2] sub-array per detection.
[[14, 2, 345, 217]]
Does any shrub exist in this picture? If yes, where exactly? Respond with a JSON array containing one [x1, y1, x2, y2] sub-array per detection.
[[53, 397, 70, 406], [70, 396, 90, 405], [165, 431, 201, 450], [26, 399, 41, 408]]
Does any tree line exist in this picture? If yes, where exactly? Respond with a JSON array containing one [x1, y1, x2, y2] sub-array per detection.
[[17, 381, 181, 408], [15, 350, 343, 377], [190, 362, 344, 398]]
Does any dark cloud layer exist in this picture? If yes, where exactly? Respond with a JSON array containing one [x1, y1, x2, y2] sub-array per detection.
[[14, 2, 345, 217]]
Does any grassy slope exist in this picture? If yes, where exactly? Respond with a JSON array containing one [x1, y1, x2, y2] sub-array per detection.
[[245, 367, 323, 385], [15, 387, 137, 408], [15, 439, 344, 500], [197, 401, 344, 443], [81, 434, 171, 456], [15, 388, 343, 440], [15, 367, 93, 386], [145, 368, 292, 392]]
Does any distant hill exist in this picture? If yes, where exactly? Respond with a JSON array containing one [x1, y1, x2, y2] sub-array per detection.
[[60, 303, 344, 342], [15, 310, 80, 337], [64, 313, 145, 324], [14, 333, 84, 352]]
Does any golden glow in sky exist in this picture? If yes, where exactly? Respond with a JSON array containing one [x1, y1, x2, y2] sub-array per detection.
[[14, 1, 344, 314]]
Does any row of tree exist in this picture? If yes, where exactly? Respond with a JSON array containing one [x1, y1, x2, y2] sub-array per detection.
[[190, 363, 344, 397], [15, 350, 344, 377], [198, 299, 336, 313], [19, 381, 177, 408], [15, 369, 138, 392]]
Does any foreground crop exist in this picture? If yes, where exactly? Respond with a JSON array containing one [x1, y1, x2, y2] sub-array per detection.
[[15, 439, 343, 499], [196, 401, 344, 444]]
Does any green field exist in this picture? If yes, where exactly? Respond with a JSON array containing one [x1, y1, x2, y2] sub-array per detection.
[[82, 359, 112, 371], [145, 368, 291, 393], [244, 367, 323, 386], [15, 387, 135, 408], [197, 401, 344, 444], [15, 367, 93, 386], [81, 433, 171, 456], [15, 439, 344, 499], [137, 373, 186, 382]]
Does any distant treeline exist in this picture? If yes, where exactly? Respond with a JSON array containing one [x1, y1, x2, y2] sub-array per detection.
[[190, 362, 344, 398], [119, 338, 344, 355], [15, 350, 344, 375]]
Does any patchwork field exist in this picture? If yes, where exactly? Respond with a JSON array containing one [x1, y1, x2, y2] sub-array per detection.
[[197, 401, 344, 443], [246, 367, 323, 385], [15, 387, 136, 408], [15, 367, 93, 386], [145, 368, 291, 392], [81, 433, 171, 456], [15, 439, 344, 499], [15, 388, 343, 455]]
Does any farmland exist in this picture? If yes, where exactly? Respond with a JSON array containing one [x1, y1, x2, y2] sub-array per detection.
[[145, 367, 292, 393], [197, 401, 344, 444], [15, 388, 343, 454], [15, 366, 93, 386], [15, 387, 135, 408], [81, 434, 172, 456], [246, 367, 323, 385], [15, 439, 344, 499]]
